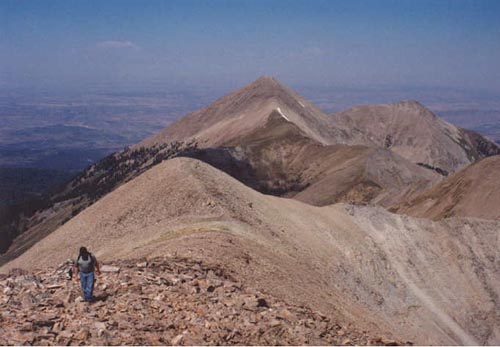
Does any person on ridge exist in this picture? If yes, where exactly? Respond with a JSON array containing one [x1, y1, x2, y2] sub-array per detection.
[[73, 246, 101, 302]]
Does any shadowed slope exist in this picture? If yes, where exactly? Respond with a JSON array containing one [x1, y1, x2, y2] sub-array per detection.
[[331, 100, 500, 174], [3, 157, 499, 345], [196, 110, 441, 207], [393, 155, 500, 220]]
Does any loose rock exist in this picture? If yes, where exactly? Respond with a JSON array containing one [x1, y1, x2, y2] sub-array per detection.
[[0, 256, 404, 346]]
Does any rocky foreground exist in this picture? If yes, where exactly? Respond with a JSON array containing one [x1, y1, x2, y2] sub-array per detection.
[[0, 256, 405, 346]]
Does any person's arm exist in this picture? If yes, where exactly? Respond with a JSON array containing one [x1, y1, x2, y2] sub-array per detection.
[[94, 257, 101, 275]]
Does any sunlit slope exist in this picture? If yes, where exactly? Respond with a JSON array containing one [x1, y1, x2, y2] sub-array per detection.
[[332, 100, 500, 174], [393, 155, 500, 220]]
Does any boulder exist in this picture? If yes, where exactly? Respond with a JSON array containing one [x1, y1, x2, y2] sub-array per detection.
[[101, 265, 121, 273]]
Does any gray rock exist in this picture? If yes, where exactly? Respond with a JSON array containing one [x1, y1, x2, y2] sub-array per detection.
[[101, 265, 121, 273]]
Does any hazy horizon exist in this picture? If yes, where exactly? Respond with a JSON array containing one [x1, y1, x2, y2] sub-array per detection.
[[1, 0, 500, 94]]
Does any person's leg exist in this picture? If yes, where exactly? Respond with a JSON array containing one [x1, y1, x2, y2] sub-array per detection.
[[80, 272, 91, 301], [79, 272, 87, 299], [86, 272, 95, 301]]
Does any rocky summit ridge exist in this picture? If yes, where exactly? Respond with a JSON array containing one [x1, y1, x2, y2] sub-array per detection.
[[0, 256, 402, 346]]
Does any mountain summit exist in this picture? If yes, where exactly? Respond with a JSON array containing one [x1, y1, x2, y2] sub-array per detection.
[[332, 101, 500, 174], [136, 76, 348, 148]]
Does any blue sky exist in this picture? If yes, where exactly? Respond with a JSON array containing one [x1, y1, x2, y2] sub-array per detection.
[[1, 0, 500, 92]]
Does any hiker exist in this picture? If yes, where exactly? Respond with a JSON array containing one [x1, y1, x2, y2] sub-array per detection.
[[73, 246, 101, 302]]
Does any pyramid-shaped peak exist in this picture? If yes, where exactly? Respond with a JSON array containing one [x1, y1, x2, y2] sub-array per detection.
[[254, 75, 281, 84], [257, 75, 275, 80], [246, 75, 288, 91], [136, 74, 341, 149], [233, 75, 309, 106]]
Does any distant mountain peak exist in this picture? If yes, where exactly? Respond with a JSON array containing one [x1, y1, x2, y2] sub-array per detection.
[[393, 99, 425, 108], [391, 99, 437, 120], [253, 75, 281, 85], [332, 100, 499, 173], [236, 75, 294, 100], [136, 75, 348, 148]]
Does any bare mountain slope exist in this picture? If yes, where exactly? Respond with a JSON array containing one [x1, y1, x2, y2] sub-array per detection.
[[193, 110, 440, 207], [331, 100, 500, 174], [3, 157, 499, 345], [393, 155, 500, 220], [136, 76, 349, 148]]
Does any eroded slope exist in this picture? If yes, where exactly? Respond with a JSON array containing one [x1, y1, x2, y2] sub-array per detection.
[[193, 110, 441, 207]]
